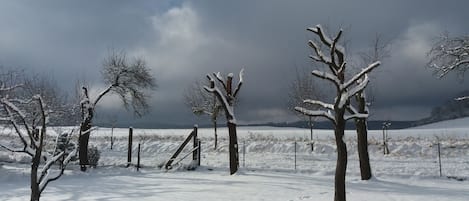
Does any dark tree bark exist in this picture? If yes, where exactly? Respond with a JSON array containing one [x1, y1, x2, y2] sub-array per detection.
[[355, 94, 372, 180], [79, 87, 93, 171], [334, 115, 347, 201], [227, 122, 239, 174]]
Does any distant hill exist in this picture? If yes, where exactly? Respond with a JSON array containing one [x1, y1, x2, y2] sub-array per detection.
[[413, 90, 469, 127], [412, 116, 469, 129]]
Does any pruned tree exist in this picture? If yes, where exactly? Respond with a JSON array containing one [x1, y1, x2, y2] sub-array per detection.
[[287, 67, 322, 150], [79, 50, 156, 171], [0, 73, 77, 201], [428, 33, 469, 100], [295, 25, 380, 201], [204, 69, 244, 175], [353, 33, 391, 180], [184, 80, 223, 150]]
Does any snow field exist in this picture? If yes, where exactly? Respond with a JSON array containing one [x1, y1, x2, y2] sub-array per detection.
[[1, 125, 469, 200]]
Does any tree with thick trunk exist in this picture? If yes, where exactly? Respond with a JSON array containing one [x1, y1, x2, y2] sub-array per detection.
[[295, 25, 379, 201], [78, 50, 156, 171], [204, 69, 244, 175]]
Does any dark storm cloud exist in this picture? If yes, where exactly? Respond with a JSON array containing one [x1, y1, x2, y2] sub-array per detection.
[[0, 0, 468, 126]]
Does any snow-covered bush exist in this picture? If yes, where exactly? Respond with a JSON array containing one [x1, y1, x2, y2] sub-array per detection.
[[88, 145, 100, 168]]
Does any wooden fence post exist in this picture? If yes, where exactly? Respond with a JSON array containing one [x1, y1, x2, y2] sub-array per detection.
[[127, 127, 133, 167], [137, 143, 141, 171], [111, 127, 114, 150], [294, 141, 297, 170], [197, 140, 201, 166], [192, 126, 198, 161], [437, 141, 442, 177]]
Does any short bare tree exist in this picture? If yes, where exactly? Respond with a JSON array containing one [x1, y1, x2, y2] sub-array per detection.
[[0, 72, 77, 201], [428, 33, 469, 100], [79, 50, 156, 171], [295, 25, 379, 201], [204, 69, 244, 175], [184, 80, 223, 150], [287, 67, 322, 149]]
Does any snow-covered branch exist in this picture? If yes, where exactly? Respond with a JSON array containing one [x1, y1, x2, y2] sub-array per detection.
[[455, 96, 469, 101], [312, 70, 341, 85], [344, 104, 369, 121], [342, 61, 380, 90], [295, 106, 335, 124], [233, 68, 244, 98], [303, 99, 334, 110]]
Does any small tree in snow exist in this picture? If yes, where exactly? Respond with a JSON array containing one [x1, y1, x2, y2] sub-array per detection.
[[184, 80, 223, 150], [204, 69, 244, 175], [0, 81, 77, 201], [295, 25, 379, 201], [79, 50, 156, 171], [428, 33, 469, 100], [287, 67, 322, 149]]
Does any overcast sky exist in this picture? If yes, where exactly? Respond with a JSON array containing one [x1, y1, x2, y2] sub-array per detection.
[[0, 1, 468, 126]]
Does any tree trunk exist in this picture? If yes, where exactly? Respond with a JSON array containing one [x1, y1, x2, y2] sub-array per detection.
[[227, 121, 239, 175], [213, 119, 218, 150], [31, 149, 41, 201], [334, 116, 347, 201], [355, 94, 372, 180], [79, 122, 91, 171]]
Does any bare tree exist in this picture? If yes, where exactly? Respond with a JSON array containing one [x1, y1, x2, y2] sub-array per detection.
[[184, 80, 223, 150], [352, 33, 391, 180], [295, 25, 380, 201], [287, 67, 322, 149], [204, 69, 244, 175], [428, 33, 469, 100], [0, 71, 77, 201], [79, 50, 156, 171]]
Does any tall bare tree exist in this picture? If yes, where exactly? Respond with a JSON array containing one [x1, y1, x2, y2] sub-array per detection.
[[295, 25, 380, 201], [353, 33, 391, 180], [0, 71, 77, 201], [428, 33, 469, 100], [79, 50, 156, 171], [204, 69, 244, 175], [184, 80, 223, 150]]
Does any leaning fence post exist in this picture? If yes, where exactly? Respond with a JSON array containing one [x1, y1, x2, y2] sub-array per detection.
[[127, 127, 133, 167], [137, 143, 141, 171]]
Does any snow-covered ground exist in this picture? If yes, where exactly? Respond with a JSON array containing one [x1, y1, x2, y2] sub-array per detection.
[[1, 119, 469, 201]]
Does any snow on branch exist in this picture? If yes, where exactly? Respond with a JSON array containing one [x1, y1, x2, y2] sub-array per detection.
[[428, 34, 469, 78], [204, 75, 234, 121], [342, 61, 380, 90], [312, 70, 341, 85], [344, 104, 369, 121], [233, 68, 244, 98], [303, 99, 334, 110], [308, 40, 333, 65], [455, 96, 469, 101], [295, 106, 335, 124]]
